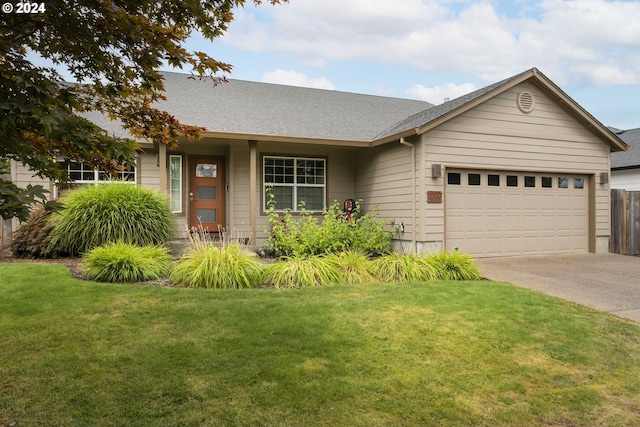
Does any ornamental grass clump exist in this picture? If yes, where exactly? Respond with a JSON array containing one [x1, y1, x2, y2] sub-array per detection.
[[326, 251, 377, 284], [260, 255, 343, 288], [11, 205, 56, 258], [428, 251, 482, 280], [82, 242, 172, 283], [369, 252, 440, 282], [171, 243, 262, 289], [48, 183, 174, 256]]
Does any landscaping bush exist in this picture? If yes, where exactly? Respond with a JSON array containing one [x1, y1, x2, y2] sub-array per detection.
[[370, 251, 482, 282], [47, 183, 174, 255], [369, 252, 440, 282], [82, 242, 172, 283], [326, 251, 377, 284], [427, 251, 482, 280], [260, 255, 343, 288], [264, 191, 392, 256], [11, 205, 56, 258], [171, 243, 262, 289]]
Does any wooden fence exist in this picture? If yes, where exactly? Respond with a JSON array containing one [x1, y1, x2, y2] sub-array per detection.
[[610, 189, 640, 255]]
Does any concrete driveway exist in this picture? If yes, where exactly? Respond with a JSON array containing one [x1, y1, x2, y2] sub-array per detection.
[[475, 253, 640, 323]]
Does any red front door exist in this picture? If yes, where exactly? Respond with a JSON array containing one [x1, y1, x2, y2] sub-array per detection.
[[189, 157, 224, 232]]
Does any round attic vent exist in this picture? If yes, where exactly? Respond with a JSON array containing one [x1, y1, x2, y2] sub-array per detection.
[[517, 91, 535, 113]]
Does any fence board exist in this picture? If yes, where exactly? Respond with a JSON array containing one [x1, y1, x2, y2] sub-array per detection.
[[611, 189, 640, 255], [610, 189, 625, 254], [628, 191, 640, 255]]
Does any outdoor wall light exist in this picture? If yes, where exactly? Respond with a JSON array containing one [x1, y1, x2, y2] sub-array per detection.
[[432, 164, 442, 178], [600, 172, 609, 184]]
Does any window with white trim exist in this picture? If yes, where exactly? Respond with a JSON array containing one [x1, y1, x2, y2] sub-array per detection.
[[263, 156, 326, 211], [55, 161, 136, 197], [66, 161, 136, 184]]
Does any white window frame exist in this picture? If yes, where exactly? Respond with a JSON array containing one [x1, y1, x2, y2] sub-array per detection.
[[263, 155, 326, 212], [54, 160, 137, 198], [66, 161, 136, 185], [169, 155, 183, 213]]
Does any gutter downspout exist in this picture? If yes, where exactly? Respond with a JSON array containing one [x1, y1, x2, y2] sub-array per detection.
[[399, 137, 417, 253]]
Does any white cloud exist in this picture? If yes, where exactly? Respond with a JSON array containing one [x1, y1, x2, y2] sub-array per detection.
[[407, 82, 477, 104], [224, 0, 640, 87], [261, 69, 336, 90]]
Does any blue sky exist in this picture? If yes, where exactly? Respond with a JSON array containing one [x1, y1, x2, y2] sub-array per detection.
[[175, 0, 640, 130]]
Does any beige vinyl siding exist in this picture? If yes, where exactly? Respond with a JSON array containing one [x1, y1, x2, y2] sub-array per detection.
[[11, 161, 52, 194], [10, 161, 53, 231], [139, 153, 160, 190], [354, 143, 415, 241], [423, 81, 611, 249], [229, 143, 252, 237]]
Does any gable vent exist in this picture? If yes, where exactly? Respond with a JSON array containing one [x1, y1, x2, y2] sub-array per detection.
[[517, 91, 535, 113]]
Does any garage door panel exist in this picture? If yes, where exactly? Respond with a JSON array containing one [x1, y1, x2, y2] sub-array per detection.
[[445, 169, 589, 257], [522, 219, 539, 232], [485, 215, 504, 232], [504, 216, 522, 232]]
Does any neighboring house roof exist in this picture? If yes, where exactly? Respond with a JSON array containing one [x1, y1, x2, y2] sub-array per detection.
[[611, 128, 640, 169], [81, 68, 627, 151]]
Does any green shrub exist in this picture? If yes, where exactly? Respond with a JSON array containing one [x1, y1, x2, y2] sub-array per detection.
[[11, 205, 56, 258], [326, 251, 377, 284], [260, 255, 342, 288], [264, 191, 392, 256], [82, 242, 172, 283], [370, 252, 440, 282], [48, 183, 174, 255], [369, 251, 482, 282], [427, 251, 482, 280], [171, 243, 262, 289]]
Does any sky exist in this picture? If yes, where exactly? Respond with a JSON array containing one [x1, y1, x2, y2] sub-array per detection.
[[174, 0, 640, 131]]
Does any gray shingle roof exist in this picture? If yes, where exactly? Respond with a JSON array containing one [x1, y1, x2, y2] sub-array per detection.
[[158, 72, 434, 142], [78, 69, 624, 153], [611, 128, 640, 169]]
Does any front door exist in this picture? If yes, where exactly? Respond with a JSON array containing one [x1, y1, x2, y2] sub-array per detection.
[[189, 157, 225, 232]]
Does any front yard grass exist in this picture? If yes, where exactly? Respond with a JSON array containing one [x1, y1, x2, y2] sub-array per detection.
[[1, 263, 640, 426]]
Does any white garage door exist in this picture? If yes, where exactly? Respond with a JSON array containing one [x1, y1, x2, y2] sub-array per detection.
[[445, 169, 589, 257]]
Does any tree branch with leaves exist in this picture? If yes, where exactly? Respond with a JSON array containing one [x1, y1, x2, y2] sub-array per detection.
[[1, 0, 286, 221]]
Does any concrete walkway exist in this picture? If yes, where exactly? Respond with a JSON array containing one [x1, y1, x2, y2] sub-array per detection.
[[475, 253, 640, 323]]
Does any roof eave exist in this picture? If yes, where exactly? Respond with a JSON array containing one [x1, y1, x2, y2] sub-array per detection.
[[369, 128, 421, 147], [526, 69, 627, 152], [378, 68, 628, 153], [200, 130, 370, 148], [413, 69, 538, 136]]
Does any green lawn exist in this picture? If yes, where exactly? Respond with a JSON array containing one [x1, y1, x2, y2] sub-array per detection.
[[1, 262, 640, 426]]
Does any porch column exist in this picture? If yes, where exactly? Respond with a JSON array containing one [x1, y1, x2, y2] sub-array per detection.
[[158, 142, 168, 193], [248, 140, 258, 246]]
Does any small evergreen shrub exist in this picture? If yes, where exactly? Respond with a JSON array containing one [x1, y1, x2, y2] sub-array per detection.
[[82, 242, 172, 283], [260, 255, 342, 288], [427, 251, 482, 280], [264, 191, 392, 256], [48, 183, 174, 255], [11, 205, 56, 258], [171, 243, 262, 289]]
